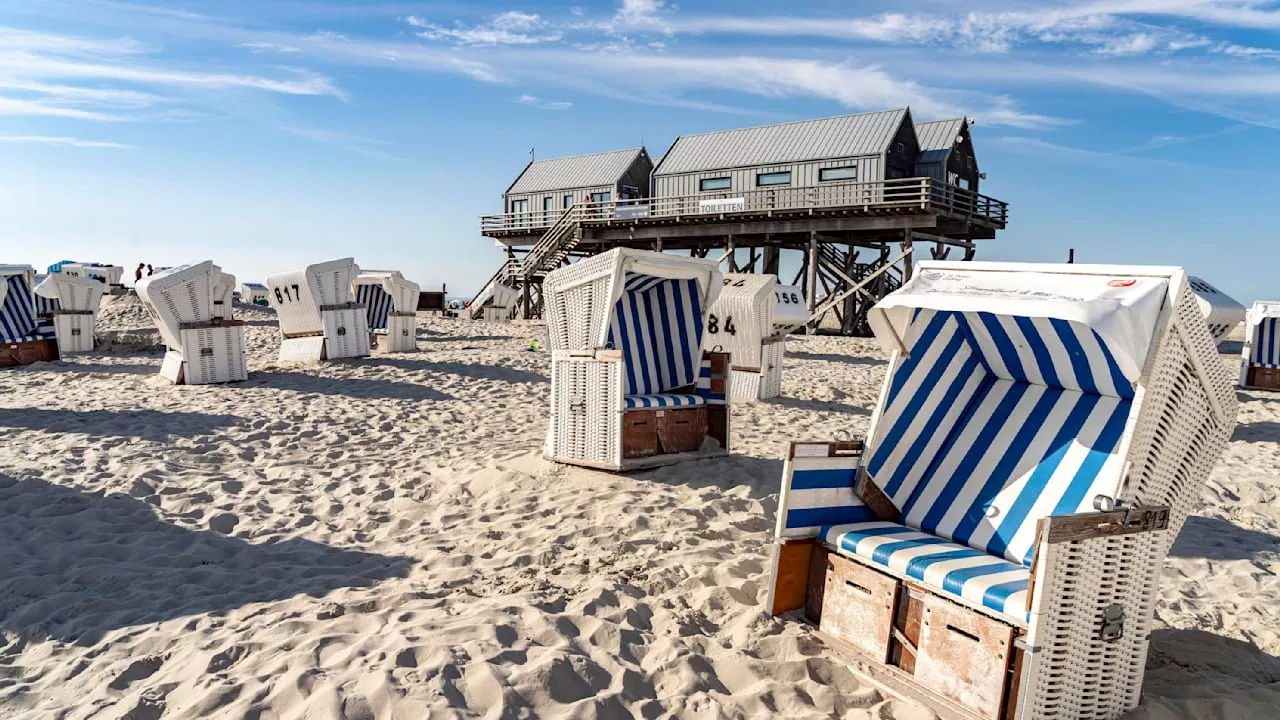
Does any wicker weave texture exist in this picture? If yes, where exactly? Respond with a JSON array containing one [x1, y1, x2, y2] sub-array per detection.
[[548, 357, 621, 466], [321, 307, 371, 360], [52, 313, 94, 353], [384, 314, 417, 353], [178, 325, 247, 385]]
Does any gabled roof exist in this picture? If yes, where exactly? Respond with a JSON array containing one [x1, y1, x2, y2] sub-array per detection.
[[506, 147, 648, 195], [915, 118, 967, 164], [654, 109, 910, 176]]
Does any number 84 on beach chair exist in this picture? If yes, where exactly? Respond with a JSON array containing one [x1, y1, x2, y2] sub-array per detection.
[[767, 262, 1237, 720]]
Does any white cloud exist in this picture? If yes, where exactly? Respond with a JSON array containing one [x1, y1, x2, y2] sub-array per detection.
[[239, 41, 300, 54], [0, 26, 145, 55], [411, 12, 562, 46], [0, 134, 132, 148], [516, 93, 572, 110], [1094, 32, 1160, 55], [0, 96, 124, 120]]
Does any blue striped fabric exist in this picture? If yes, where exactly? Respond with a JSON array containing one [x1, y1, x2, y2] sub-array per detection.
[[0, 273, 39, 343], [867, 307, 1135, 565], [694, 360, 726, 404], [624, 393, 705, 409], [355, 283, 394, 330], [607, 275, 704, 396], [33, 287, 59, 316], [782, 462, 878, 536], [824, 521, 1030, 624], [1251, 317, 1280, 369]]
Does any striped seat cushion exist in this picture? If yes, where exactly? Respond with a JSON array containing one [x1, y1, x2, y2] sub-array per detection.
[[1250, 317, 1280, 369], [624, 393, 705, 409], [824, 521, 1030, 625], [608, 274, 705, 396]]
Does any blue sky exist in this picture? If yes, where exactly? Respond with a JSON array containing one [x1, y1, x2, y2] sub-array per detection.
[[1, 0, 1279, 303]]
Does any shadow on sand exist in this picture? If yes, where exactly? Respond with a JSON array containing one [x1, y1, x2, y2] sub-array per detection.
[[1130, 628, 1280, 715], [1231, 420, 1280, 444], [364, 357, 547, 384], [786, 351, 887, 367], [763, 396, 871, 416], [0, 408, 238, 439], [1169, 516, 1280, 561], [0, 473, 412, 645], [248, 371, 454, 402]]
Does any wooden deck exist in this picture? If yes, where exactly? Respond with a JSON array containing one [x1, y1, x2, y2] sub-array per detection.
[[480, 177, 1007, 243]]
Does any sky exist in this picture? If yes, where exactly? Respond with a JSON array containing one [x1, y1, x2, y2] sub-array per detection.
[[1, 0, 1279, 303]]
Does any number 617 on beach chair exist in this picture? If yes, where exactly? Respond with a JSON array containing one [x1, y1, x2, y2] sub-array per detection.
[[767, 262, 1237, 720]]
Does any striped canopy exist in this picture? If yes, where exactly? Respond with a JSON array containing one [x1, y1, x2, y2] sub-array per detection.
[[608, 273, 706, 396], [355, 283, 394, 330], [864, 265, 1173, 566], [1249, 316, 1280, 369], [0, 270, 39, 343]]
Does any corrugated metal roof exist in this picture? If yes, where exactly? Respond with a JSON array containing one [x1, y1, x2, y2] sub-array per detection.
[[507, 148, 646, 195], [654, 109, 908, 176], [915, 118, 965, 152]]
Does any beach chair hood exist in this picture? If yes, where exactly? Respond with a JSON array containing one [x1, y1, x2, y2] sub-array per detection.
[[868, 262, 1174, 385]]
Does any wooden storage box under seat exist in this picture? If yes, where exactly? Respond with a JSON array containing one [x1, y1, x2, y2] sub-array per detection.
[[0, 339, 59, 367], [817, 550, 898, 662], [803, 549, 1022, 720], [1247, 366, 1280, 390], [622, 406, 708, 458]]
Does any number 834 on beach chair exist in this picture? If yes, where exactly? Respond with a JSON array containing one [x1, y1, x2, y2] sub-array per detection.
[[767, 262, 1237, 720], [542, 249, 731, 471]]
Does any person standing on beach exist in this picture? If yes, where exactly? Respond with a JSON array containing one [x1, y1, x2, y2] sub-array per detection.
[[135, 263, 145, 283], [146, 264, 154, 277]]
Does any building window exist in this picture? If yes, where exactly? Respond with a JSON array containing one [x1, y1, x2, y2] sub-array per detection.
[[564, 195, 573, 208], [819, 166, 858, 182], [894, 142, 905, 154], [699, 177, 731, 191], [510, 199, 528, 213], [590, 191, 610, 203], [756, 171, 791, 187], [543, 197, 554, 212]]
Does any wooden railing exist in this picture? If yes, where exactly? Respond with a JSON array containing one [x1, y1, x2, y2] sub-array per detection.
[[480, 177, 1008, 233]]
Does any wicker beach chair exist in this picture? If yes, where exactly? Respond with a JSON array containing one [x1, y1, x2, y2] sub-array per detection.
[[1187, 276, 1244, 348], [543, 248, 731, 470], [34, 271, 106, 354], [211, 269, 237, 321], [137, 262, 247, 385], [767, 261, 1236, 720], [1, 265, 60, 367], [1239, 300, 1280, 391], [267, 258, 369, 363], [353, 270, 420, 353], [703, 273, 807, 400]]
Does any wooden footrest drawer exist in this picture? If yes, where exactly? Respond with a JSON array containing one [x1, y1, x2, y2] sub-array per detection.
[[817, 550, 898, 663]]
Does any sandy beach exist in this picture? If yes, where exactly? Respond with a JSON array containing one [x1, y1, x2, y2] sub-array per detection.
[[0, 296, 1276, 720]]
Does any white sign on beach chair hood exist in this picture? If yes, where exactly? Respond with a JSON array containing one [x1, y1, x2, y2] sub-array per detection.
[[868, 262, 1172, 383]]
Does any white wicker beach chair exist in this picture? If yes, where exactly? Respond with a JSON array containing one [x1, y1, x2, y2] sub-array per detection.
[[472, 283, 517, 322], [34, 272, 105, 353], [543, 248, 731, 470], [60, 262, 124, 287], [767, 261, 1236, 720], [1, 265, 60, 366], [1239, 300, 1280, 391], [137, 262, 248, 385], [353, 270, 420, 353], [211, 269, 236, 321], [703, 274, 807, 400], [267, 258, 370, 363], [1186, 276, 1244, 348]]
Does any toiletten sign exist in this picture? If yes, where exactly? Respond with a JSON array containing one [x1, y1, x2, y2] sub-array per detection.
[[699, 197, 745, 214]]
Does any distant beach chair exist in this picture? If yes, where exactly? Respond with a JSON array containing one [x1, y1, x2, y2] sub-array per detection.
[[267, 257, 369, 363], [1187, 276, 1244, 348], [241, 282, 271, 306], [35, 271, 106, 354], [767, 261, 1236, 720], [1, 265, 60, 367], [212, 270, 236, 321], [137, 262, 248, 385], [60, 262, 125, 292], [471, 283, 517, 322], [703, 273, 807, 400], [543, 248, 730, 470], [1240, 300, 1280, 390], [353, 270, 420, 353]]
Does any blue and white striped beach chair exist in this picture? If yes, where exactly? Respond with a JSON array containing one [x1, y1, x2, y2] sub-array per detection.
[[768, 262, 1237, 720], [353, 270, 420, 353], [543, 248, 730, 470], [1, 265, 60, 366], [1240, 300, 1280, 390]]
